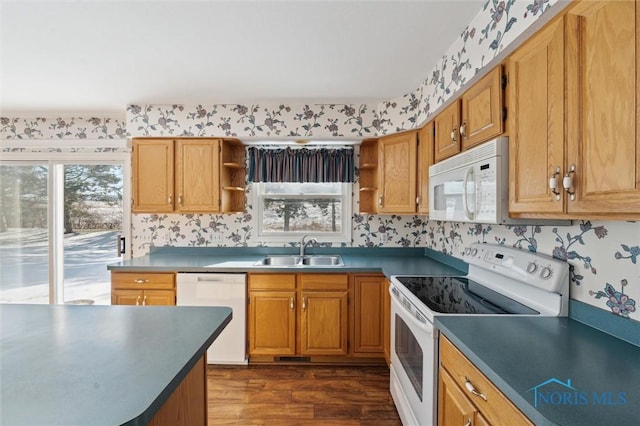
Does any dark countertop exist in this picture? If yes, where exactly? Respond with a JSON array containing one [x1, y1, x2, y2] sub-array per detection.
[[106, 247, 468, 277], [436, 316, 640, 426], [0, 304, 232, 426]]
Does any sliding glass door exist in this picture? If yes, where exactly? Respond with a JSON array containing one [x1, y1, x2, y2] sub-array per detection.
[[0, 158, 129, 304]]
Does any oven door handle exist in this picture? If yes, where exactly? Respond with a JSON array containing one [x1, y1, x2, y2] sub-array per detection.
[[389, 286, 434, 336]]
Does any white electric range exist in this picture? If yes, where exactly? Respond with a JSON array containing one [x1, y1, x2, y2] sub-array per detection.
[[389, 243, 569, 426]]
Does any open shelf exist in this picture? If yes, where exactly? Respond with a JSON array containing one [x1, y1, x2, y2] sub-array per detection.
[[358, 139, 379, 214]]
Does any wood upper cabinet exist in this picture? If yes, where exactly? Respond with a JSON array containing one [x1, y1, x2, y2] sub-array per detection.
[[461, 66, 504, 150], [508, 16, 565, 215], [174, 139, 220, 212], [111, 271, 176, 306], [132, 137, 245, 214], [417, 121, 434, 214], [564, 0, 640, 219], [352, 274, 385, 355], [378, 131, 418, 213], [132, 139, 174, 213], [435, 66, 505, 162], [439, 335, 533, 426], [509, 0, 640, 220], [434, 101, 462, 162], [358, 138, 379, 214]]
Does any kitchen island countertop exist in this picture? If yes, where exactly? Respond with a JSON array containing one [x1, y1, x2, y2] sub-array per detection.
[[0, 304, 231, 426]]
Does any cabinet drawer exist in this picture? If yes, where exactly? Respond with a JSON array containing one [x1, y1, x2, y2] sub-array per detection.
[[248, 274, 296, 290], [111, 272, 175, 290], [299, 274, 348, 290], [440, 335, 533, 426]]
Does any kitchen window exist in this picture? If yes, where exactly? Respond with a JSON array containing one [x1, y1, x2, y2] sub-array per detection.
[[253, 182, 352, 243]]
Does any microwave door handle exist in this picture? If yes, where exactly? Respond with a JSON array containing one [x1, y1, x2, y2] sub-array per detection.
[[462, 166, 475, 220]]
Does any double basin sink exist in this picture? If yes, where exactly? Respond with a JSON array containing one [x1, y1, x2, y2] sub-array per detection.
[[254, 255, 344, 267]]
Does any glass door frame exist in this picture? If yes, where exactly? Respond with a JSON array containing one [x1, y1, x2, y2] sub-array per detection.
[[1, 145, 131, 304]]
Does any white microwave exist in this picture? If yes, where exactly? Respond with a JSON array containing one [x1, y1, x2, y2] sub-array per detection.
[[429, 137, 515, 224]]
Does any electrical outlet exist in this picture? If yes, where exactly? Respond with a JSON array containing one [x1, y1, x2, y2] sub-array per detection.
[[211, 232, 224, 244]]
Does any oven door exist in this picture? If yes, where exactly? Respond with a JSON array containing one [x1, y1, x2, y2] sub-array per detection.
[[389, 284, 437, 426]]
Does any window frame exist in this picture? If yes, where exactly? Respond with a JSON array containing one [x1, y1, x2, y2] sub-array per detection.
[[253, 182, 352, 244]]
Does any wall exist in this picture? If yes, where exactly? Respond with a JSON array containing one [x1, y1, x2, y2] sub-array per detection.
[[2, 0, 637, 322]]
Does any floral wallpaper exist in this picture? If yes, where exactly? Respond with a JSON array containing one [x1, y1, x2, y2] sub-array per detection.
[[2, 0, 637, 322]]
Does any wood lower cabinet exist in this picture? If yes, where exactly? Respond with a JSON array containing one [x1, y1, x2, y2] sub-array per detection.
[[439, 335, 532, 426], [111, 271, 176, 306], [248, 273, 348, 358], [351, 274, 385, 355]]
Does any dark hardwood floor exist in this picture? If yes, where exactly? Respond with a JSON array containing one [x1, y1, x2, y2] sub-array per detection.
[[207, 364, 401, 425]]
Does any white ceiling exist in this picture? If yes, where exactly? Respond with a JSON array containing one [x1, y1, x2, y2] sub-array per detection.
[[1, 0, 483, 115]]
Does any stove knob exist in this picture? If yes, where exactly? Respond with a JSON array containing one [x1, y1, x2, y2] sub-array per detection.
[[470, 248, 478, 256], [526, 262, 538, 274], [463, 248, 470, 255], [540, 267, 552, 280]]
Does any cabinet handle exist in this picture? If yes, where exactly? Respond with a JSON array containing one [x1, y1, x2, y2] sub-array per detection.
[[134, 279, 148, 284], [460, 122, 467, 138], [464, 419, 472, 426], [416, 196, 420, 206], [302, 297, 307, 311], [178, 194, 183, 206], [549, 166, 562, 201], [464, 376, 487, 401], [563, 164, 576, 201], [290, 297, 295, 311], [378, 195, 384, 207], [142, 296, 147, 306], [135, 296, 141, 306], [168, 194, 173, 205], [450, 127, 458, 143]]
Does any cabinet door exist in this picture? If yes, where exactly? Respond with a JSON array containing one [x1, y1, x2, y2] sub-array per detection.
[[248, 291, 296, 355], [417, 122, 434, 214], [300, 291, 348, 356], [352, 275, 384, 355], [175, 139, 221, 213], [566, 1, 640, 218], [378, 131, 418, 213], [508, 17, 565, 215], [383, 278, 391, 366], [434, 101, 461, 162], [438, 367, 489, 426], [461, 66, 504, 150], [111, 289, 143, 306], [132, 139, 174, 213], [142, 289, 176, 306]]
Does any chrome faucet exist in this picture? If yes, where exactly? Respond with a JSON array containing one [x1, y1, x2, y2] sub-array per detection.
[[300, 235, 317, 257]]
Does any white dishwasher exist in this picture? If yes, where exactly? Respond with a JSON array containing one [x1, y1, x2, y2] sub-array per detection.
[[176, 273, 247, 365]]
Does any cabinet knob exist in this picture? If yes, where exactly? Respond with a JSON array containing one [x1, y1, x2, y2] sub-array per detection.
[[134, 279, 148, 284]]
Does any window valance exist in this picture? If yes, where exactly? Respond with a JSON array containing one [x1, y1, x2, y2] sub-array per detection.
[[247, 147, 354, 183]]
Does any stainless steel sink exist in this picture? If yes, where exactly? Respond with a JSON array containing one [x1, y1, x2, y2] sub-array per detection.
[[301, 255, 344, 266], [255, 255, 344, 267]]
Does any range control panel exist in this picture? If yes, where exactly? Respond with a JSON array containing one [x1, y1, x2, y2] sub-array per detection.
[[461, 243, 569, 293]]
